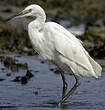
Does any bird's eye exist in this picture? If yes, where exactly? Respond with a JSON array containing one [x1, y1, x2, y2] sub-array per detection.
[[29, 9, 32, 12]]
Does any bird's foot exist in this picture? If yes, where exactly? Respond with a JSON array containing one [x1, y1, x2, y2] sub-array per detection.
[[58, 102, 62, 106], [57, 101, 67, 107]]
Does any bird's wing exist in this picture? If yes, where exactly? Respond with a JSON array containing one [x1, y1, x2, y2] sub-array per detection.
[[54, 30, 89, 71], [45, 22, 95, 76], [45, 22, 83, 44]]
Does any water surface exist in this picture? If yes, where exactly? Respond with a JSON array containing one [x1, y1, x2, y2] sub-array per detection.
[[0, 54, 105, 110]]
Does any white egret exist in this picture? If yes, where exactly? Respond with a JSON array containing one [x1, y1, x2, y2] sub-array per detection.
[[6, 4, 102, 105]]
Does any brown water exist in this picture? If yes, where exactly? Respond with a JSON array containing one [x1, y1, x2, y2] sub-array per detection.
[[0, 54, 105, 110]]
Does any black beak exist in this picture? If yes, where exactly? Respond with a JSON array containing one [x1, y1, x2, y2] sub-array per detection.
[[5, 9, 31, 22], [5, 11, 23, 22]]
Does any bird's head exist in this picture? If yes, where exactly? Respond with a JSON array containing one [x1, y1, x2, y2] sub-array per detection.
[[6, 4, 46, 22]]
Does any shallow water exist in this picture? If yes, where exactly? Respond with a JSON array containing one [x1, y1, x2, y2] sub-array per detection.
[[0, 54, 105, 110]]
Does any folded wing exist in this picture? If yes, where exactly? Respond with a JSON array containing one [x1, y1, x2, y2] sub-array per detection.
[[45, 22, 102, 78]]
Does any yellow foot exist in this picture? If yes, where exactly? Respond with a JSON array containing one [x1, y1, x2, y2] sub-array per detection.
[[58, 102, 62, 106], [57, 102, 67, 107]]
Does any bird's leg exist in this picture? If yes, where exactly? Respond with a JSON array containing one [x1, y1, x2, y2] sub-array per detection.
[[61, 75, 80, 104], [60, 72, 68, 100]]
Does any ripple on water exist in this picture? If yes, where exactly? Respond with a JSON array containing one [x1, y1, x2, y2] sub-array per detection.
[[0, 54, 105, 110]]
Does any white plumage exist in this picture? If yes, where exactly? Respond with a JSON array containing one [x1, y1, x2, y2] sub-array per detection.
[[28, 17, 102, 78], [7, 4, 102, 104]]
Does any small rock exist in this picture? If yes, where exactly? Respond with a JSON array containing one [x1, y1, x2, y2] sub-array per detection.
[[12, 76, 21, 82], [0, 78, 5, 81], [21, 76, 28, 84], [33, 91, 38, 96], [6, 73, 11, 77], [26, 70, 34, 80]]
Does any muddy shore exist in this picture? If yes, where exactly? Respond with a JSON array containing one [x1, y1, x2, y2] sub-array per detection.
[[0, 0, 105, 58]]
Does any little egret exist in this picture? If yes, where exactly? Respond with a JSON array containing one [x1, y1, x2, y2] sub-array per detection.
[[6, 4, 102, 105]]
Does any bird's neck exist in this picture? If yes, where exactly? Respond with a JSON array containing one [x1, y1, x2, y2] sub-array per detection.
[[29, 13, 46, 31]]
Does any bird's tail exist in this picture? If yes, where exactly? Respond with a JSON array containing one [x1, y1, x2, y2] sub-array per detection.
[[84, 50, 102, 78]]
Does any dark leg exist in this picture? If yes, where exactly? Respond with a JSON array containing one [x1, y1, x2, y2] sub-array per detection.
[[60, 72, 68, 100], [61, 74, 80, 104]]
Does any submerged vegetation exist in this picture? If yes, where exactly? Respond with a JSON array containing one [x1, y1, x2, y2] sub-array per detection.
[[0, 55, 34, 84]]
